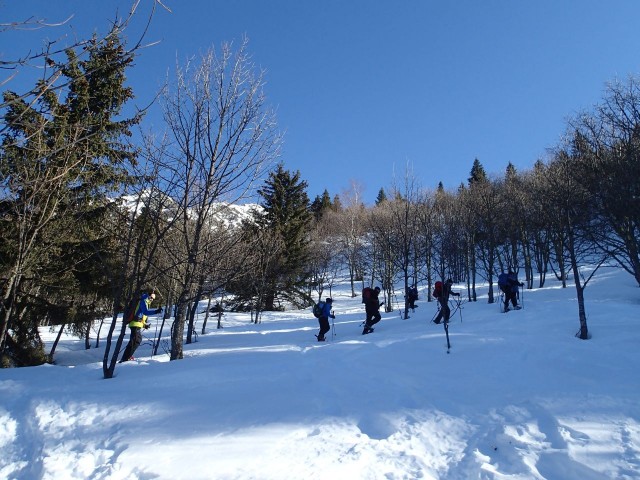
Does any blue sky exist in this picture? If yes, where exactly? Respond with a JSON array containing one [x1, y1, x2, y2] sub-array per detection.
[[3, 1, 640, 204]]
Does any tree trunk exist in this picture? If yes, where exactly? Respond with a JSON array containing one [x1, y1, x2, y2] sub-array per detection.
[[170, 296, 188, 360], [48, 323, 66, 363], [568, 226, 589, 340], [575, 284, 589, 340], [84, 323, 91, 350], [94, 319, 104, 348], [0, 272, 21, 356], [201, 296, 213, 335], [153, 312, 168, 357]]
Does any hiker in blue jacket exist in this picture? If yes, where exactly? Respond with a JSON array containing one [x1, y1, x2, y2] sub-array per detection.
[[316, 297, 334, 342], [120, 291, 162, 362]]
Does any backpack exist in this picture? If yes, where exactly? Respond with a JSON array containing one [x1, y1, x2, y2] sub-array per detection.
[[123, 295, 141, 325], [432, 281, 443, 299], [312, 301, 326, 318], [362, 287, 373, 304], [498, 273, 509, 287]]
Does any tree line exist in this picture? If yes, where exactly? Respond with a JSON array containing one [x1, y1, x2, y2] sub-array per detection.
[[1, 5, 638, 373]]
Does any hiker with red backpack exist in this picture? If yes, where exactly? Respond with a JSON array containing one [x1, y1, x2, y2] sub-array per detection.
[[432, 279, 459, 324], [362, 286, 382, 335]]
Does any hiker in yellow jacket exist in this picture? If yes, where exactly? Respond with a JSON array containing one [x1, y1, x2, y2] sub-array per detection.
[[120, 291, 162, 362]]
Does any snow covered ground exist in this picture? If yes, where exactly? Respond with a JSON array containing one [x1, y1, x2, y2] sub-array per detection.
[[1, 267, 639, 479]]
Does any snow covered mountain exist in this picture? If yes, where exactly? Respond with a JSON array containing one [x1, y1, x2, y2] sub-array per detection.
[[116, 190, 261, 228]]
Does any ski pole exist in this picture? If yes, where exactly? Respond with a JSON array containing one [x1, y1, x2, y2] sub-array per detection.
[[444, 321, 451, 353], [331, 310, 336, 340], [450, 297, 463, 322], [151, 290, 163, 357], [152, 318, 159, 358]]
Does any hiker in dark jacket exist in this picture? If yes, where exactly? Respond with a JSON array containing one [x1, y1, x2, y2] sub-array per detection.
[[504, 270, 524, 311], [406, 285, 418, 310], [120, 291, 162, 362], [497, 272, 510, 296], [316, 297, 335, 342], [433, 279, 459, 324], [362, 286, 382, 334]]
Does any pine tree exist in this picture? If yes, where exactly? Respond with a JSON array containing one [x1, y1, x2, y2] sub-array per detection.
[[310, 195, 323, 219], [0, 27, 139, 366], [468, 158, 488, 185], [375, 187, 388, 205], [255, 164, 312, 310], [310, 189, 333, 220]]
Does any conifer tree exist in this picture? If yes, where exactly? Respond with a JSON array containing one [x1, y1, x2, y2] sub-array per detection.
[[0, 26, 139, 366], [468, 158, 488, 185], [255, 164, 312, 309], [310, 189, 333, 220]]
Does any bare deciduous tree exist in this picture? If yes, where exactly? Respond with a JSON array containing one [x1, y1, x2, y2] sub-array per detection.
[[331, 181, 368, 297], [159, 37, 281, 360], [387, 164, 423, 319], [569, 76, 640, 286]]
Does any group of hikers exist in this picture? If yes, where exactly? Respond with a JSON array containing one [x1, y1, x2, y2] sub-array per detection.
[[119, 272, 525, 352], [310, 286, 383, 341], [313, 270, 524, 341]]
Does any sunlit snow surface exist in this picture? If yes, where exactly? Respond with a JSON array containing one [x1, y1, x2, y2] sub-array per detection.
[[1, 267, 639, 479]]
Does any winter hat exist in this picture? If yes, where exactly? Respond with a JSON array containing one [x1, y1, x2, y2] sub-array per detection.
[[326, 297, 333, 303]]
